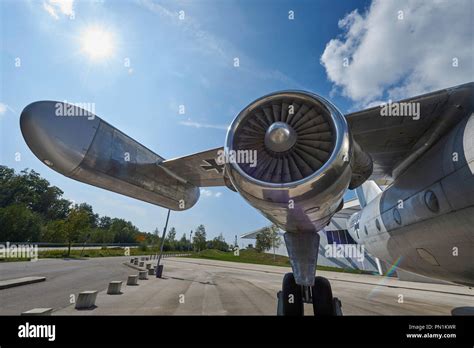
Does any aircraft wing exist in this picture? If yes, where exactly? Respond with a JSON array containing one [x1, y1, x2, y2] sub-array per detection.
[[161, 147, 225, 187], [346, 82, 474, 185]]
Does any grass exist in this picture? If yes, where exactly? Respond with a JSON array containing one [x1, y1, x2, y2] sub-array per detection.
[[1, 247, 374, 275], [0, 247, 193, 262], [184, 249, 373, 275]]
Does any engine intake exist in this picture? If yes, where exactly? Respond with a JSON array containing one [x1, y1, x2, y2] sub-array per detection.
[[231, 94, 335, 184], [225, 91, 371, 232]]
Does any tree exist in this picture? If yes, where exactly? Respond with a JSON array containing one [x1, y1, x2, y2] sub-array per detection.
[[76, 203, 98, 228], [193, 224, 207, 252], [0, 204, 42, 242], [269, 224, 282, 260], [109, 219, 138, 243], [178, 233, 189, 251], [256, 225, 282, 255], [0, 166, 70, 220], [63, 208, 91, 256], [41, 219, 67, 243], [164, 227, 177, 250], [209, 233, 229, 251], [98, 216, 112, 230]]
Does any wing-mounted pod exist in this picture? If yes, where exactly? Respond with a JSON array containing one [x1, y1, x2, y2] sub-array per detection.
[[20, 101, 199, 210]]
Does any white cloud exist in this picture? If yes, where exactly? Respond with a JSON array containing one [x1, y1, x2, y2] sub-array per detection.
[[179, 120, 228, 130], [200, 188, 222, 198], [0, 103, 7, 115], [320, 0, 473, 107], [43, 3, 59, 19], [0, 102, 15, 118], [43, 0, 74, 19]]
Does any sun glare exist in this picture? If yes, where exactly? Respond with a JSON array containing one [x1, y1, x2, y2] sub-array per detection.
[[80, 26, 115, 61]]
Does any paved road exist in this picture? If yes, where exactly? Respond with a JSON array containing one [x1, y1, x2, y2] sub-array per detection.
[[1, 256, 473, 315], [0, 256, 135, 315]]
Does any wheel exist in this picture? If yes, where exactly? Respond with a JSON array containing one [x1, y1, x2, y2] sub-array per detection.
[[311, 276, 335, 316], [279, 272, 303, 316]]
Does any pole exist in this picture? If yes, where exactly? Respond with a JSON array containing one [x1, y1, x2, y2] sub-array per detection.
[[156, 209, 171, 277], [80, 233, 91, 257], [189, 230, 193, 252]]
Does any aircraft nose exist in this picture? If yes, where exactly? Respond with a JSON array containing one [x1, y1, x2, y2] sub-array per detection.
[[20, 101, 100, 175]]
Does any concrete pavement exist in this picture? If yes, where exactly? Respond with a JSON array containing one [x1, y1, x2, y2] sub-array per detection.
[[0, 256, 136, 315], [51, 257, 474, 315]]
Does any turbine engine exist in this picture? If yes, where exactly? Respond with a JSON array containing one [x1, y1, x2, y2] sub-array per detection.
[[224, 91, 372, 232]]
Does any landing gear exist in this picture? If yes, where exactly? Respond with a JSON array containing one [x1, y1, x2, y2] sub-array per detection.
[[277, 273, 304, 316], [312, 276, 342, 316], [277, 273, 343, 316]]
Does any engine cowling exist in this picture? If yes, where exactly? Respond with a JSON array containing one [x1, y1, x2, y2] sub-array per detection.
[[224, 91, 371, 233]]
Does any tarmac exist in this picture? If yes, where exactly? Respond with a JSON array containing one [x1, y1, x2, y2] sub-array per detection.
[[46, 257, 474, 316]]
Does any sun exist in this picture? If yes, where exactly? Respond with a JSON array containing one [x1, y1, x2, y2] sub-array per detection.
[[80, 26, 115, 61]]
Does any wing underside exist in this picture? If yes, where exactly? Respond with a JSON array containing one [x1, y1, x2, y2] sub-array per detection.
[[346, 82, 474, 185]]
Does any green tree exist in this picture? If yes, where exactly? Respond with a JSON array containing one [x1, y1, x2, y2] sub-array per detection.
[[193, 224, 207, 252], [0, 204, 42, 242], [63, 208, 91, 256], [76, 203, 98, 228], [165, 227, 177, 250], [209, 233, 229, 251], [256, 225, 282, 255], [178, 233, 189, 251], [98, 216, 112, 230], [0, 167, 69, 219], [41, 219, 67, 243], [167, 227, 176, 241], [109, 219, 138, 243]]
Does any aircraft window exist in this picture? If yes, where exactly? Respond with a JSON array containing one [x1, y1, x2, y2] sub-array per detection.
[[393, 208, 402, 225], [364, 226, 368, 235], [376, 219, 381, 231], [356, 229, 359, 239]]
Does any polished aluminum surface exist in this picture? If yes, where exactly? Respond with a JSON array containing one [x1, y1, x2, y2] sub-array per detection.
[[225, 91, 353, 233], [264, 122, 297, 153], [20, 101, 199, 211]]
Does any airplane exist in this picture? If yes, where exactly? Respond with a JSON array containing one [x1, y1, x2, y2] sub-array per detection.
[[19, 82, 474, 316]]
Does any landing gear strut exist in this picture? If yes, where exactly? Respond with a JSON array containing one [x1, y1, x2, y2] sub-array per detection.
[[277, 272, 343, 316]]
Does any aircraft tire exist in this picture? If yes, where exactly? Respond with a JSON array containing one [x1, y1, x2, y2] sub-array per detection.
[[311, 276, 335, 316], [280, 272, 304, 316]]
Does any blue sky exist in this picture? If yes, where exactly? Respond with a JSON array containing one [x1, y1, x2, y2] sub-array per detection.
[[1, 0, 471, 244]]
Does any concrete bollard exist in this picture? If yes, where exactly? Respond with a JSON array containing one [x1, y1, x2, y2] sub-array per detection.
[[75, 291, 98, 309], [138, 270, 148, 280], [145, 263, 151, 270], [107, 281, 123, 295], [148, 268, 155, 276], [127, 275, 139, 285], [21, 308, 53, 316], [139, 261, 144, 267]]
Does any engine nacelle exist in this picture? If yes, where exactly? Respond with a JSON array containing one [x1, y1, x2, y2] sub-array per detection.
[[224, 91, 371, 233]]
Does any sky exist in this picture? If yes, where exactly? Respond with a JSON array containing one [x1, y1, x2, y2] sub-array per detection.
[[0, 0, 472, 245]]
